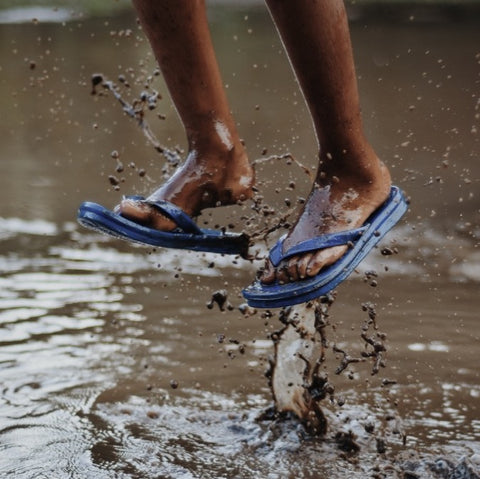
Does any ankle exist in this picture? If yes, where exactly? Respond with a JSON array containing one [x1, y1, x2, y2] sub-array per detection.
[[316, 148, 390, 190], [176, 143, 253, 207]]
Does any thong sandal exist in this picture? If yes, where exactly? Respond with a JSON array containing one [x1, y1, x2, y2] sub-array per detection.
[[77, 196, 249, 257], [242, 186, 408, 308]]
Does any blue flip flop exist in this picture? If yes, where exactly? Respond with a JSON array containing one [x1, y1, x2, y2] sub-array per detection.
[[242, 186, 408, 308], [77, 196, 250, 257]]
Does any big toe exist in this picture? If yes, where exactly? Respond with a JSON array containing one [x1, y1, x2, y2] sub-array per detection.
[[305, 245, 347, 278], [118, 199, 152, 223], [118, 199, 176, 231]]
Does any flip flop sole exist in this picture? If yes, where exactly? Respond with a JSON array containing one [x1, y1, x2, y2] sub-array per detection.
[[77, 202, 249, 256]]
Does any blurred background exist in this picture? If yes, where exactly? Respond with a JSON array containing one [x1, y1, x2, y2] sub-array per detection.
[[0, 1, 479, 478]]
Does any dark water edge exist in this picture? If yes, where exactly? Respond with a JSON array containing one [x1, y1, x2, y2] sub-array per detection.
[[347, 2, 480, 24], [1, 1, 480, 24]]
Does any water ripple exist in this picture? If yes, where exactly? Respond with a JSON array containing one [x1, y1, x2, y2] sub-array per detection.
[[0, 217, 479, 478]]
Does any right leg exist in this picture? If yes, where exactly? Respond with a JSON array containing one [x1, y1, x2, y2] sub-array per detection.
[[261, 0, 391, 284], [121, 0, 254, 230]]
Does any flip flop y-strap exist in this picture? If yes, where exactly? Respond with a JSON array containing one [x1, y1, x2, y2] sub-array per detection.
[[269, 225, 369, 267], [122, 195, 202, 235], [143, 199, 202, 235]]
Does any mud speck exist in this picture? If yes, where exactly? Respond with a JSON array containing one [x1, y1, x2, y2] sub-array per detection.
[[376, 438, 387, 454], [91, 73, 103, 94], [108, 175, 120, 186], [207, 290, 233, 311], [335, 431, 360, 454]]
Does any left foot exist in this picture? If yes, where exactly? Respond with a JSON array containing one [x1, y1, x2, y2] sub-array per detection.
[[260, 159, 391, 285], [116, 145, 254, 231]]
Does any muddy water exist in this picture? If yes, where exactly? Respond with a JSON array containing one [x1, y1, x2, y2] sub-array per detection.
[[0, 4, 479, 478]]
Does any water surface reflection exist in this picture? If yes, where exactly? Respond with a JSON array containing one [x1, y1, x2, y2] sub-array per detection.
[[0, 4, 479, 478]]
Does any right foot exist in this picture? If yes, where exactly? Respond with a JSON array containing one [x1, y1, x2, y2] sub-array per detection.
[[118, 147, 254, 231], [260, 156, 392, 285]]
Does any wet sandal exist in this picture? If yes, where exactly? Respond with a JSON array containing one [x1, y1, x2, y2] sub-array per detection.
[[242, 186, 408, 308], [77, 196, 249, 257]]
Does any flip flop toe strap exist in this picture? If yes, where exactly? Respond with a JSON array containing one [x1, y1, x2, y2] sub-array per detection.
[[269, 225, 368, 267], [143, 200, 202, 235], [123, 196, 201, 234]]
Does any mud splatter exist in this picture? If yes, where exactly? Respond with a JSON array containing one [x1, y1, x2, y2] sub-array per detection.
[[335, 430, 360, 454], [90, 73, 181, 169], [266, 287, 403, 441], [206, 289, 233, 312], [399, 454, 480, 479], [271, 301, 336, 435], [333, 344, 365, 375], [360, 302, 389, 375]]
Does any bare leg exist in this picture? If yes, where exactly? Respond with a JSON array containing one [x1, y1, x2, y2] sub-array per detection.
[[120, 0, 254, 230], [261, 0, 391, 284]]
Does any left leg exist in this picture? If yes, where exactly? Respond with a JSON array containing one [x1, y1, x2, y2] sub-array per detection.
[[119, 0, 254, 231]]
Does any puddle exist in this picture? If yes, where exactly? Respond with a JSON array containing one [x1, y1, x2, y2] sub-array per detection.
[[0, 3, 479, 478]]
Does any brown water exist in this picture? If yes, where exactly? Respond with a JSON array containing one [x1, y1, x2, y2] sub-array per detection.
[[0, 4, 479, 478]]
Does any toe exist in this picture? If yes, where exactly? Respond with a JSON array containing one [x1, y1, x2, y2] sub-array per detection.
[[285, 258, 298, 282], [260, 260, 276, 284], [119, 199, 177, 231], [119, 199, 152, 223], [261, 245, 351, 285], [297, 253, 313, 279], [276, 264, 290, 285], [306, 246, 347, 278], [290, 253, 311, 281], [305, 252, 324, 278]]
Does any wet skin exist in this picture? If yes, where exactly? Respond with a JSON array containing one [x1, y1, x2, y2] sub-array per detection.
[[260, 161, 391, 284], [122, 0, 254, 230], [120, 152, 391, 285], [124, 0, 392, 284], [118, 146, 254, 231]]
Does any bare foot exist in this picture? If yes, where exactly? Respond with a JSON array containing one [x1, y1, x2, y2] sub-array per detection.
[[118, 146, 254, 231], [261, 159, 391, 285]]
